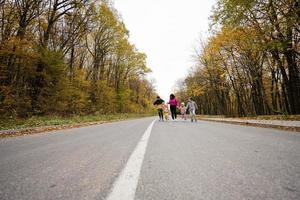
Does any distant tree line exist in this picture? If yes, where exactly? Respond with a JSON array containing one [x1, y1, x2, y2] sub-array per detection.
[[176, 0, 300, 116], [0, 0, 156, 118]]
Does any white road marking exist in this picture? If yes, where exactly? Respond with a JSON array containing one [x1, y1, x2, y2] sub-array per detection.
[[106, 119, 156, 200]]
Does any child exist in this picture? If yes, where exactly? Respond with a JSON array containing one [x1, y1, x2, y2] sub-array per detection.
[[163, 103, 170, 121], [179, 102, 187, 120], [186, 98, 198, 122], [153, 96, 165, 121]]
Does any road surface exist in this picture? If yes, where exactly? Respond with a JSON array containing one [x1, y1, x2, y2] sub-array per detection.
[[0, 117, 299, 200]]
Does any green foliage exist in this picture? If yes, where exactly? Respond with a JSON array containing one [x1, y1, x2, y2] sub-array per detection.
[[37, 49, 66, 114], [116, 88, 130, 113]]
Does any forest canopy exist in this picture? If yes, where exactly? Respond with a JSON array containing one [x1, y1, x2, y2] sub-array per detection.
[[176, 0, 300, 116], [0, 0, 156, 118]]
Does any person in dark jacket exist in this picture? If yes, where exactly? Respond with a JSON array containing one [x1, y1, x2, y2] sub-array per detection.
[[153, 96, 165, 121]]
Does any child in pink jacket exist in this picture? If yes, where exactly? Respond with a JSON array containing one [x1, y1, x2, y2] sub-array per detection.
[[179, 102, 187, 120]]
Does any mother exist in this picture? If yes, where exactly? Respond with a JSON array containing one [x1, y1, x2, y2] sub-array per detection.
[[168, 94, 178, 120]]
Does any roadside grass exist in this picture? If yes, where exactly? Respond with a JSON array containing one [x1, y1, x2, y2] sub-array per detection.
[[0, 113, 154, 131], [198, 115, 300, 121]]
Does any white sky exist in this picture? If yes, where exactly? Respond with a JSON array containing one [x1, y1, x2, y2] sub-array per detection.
[[114, 0, 216, 101]]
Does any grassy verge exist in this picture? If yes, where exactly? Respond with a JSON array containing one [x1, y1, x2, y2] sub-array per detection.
[[0, 113, 154, 131]]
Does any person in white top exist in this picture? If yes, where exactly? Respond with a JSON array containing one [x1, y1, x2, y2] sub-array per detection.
[[186, 98, 198, 122]]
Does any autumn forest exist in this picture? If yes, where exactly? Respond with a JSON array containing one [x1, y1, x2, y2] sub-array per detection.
[[177, 0, 300, 116], [0, 0, 299, 121], [0, 0, 156, 118]]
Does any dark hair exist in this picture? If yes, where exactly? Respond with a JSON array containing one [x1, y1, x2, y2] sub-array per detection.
[[170, 94, 175, 99]]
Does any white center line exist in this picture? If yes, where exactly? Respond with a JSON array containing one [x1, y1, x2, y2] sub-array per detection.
[[106, 119, 156, 200]]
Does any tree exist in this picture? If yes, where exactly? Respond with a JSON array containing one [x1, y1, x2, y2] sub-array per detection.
[[212, 0, 300, 114], [0, 0, 156, 118]]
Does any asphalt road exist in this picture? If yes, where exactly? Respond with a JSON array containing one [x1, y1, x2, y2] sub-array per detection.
[[0, 117, 299, 200]]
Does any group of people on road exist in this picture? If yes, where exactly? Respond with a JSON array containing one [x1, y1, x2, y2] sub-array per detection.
[[153, 94, 198, 122]]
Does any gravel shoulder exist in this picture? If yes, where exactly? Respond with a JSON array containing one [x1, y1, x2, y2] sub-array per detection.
[[200, 117, 300, 132]]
